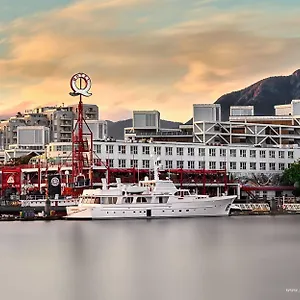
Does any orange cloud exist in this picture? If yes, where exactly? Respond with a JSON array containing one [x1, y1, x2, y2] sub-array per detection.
[[1, 0, 300, 122]]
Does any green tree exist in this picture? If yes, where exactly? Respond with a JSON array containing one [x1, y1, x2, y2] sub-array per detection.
[[281, 160, 300, 196], [281, 160, 300, 185]]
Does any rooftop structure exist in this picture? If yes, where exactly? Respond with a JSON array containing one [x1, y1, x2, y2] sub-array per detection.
[[230, 106, 254, 116], [193, 104, 221, 123], [124, 110, 193, 142]]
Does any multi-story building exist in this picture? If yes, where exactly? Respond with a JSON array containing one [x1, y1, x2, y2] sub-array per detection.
[[0, 103, 105, 150], [67, 104, 99, 120], [124, 110, 193, 142], [194, 101, 300, 146], [5, 126, 50, 162]]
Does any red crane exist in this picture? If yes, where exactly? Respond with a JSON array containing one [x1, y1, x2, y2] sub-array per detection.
[[70, 73, 94, 188]]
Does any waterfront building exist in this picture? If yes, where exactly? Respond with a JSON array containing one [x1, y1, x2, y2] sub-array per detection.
[[1, 100, 300, 200]]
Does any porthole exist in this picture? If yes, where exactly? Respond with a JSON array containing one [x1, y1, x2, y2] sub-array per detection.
[[186, 209, 189, 212], [179, 210, 182, 212]]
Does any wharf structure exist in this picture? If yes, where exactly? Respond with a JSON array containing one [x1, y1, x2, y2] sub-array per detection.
[[1, 100, 300, 201]]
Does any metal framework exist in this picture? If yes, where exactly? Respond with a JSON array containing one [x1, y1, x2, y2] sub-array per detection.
[[193, 120, 300, 146], [71, 76, 94, 187]]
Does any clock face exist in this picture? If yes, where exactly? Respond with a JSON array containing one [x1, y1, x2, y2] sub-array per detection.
[[51, 177, 60, 187]]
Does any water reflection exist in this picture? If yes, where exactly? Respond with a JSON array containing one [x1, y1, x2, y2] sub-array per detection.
[[0, 216, 299, 300]]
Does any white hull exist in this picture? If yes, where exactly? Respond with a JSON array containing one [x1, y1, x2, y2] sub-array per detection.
[[65, 195, 235, 220]]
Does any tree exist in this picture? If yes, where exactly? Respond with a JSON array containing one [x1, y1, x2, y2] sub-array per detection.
[[281, 160, 300, 185], [281, 160, 300, 196]]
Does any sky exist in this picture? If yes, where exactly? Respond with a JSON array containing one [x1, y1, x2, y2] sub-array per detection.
[[0, 0, 300, 122]]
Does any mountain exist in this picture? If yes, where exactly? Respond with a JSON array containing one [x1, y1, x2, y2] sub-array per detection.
[[106, 119, 183, 140], [215, 69, 300, 120]]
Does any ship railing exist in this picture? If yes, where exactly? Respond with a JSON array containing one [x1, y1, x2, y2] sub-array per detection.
[[231, 203, 270, 212], [282, 203, 300, 212], [21, 198, 79, 207]]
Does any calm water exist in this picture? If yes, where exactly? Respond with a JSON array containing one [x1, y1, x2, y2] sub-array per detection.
[[0, 216, 300, 300]]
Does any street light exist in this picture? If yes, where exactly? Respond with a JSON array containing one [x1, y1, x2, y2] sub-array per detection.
[[65, 170, 70, 187]]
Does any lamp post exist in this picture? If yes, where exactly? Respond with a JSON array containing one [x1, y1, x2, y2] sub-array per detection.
[[65, 170, 70, 187]]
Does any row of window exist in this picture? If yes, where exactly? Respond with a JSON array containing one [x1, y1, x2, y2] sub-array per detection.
[[95, 145, 295, 159], [52, 144, 295, 160], [106, 159, 291, 171]]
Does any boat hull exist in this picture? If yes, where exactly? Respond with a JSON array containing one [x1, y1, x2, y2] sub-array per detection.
[[65, 195, 236, 220]]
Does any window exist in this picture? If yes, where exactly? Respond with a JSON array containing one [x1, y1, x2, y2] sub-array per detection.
[[279, 151, 284, 159], [288, 163, 292, 168], [250, 150, 256, 158], [154, 146, 161, 156], [177, 161, 184, 168], [198, 148, 205, 156], [106, 159, 114, 167], [230, 149, 236, 157], [188, 148, 194, 156], [187, 161, 194, 169], [260, 162, 266, 170], [269, 151, 275, 159], [165, 160, 173, 169], [142, 160, 150, 169], [118, 145, 126, 154], [269, 163, 276, 171], [118, 159, 126, 168], [220, 161, 226, 169], [220, 149, 226, 157], [240, 162, 246, 170], [230, 162, 236, 170], [279, 163, 285, 171], [198, 161, 205, 169], [130, 145, 138, 155], [146, 114, 155, 126], [209, 148, 216, 157], [209, 161, 216, 169], [142, 146, 150, 155], [259, 150, 266, 158], [130, 159, 138, 168], [240, 149, 246, 158], [288, 151, 294, 159], [94, 144, 101, 153], [177, 147, 183, 156], [106, 145, 114, 154], [165, 147, 173, 156], [250, 162, 256, 170]]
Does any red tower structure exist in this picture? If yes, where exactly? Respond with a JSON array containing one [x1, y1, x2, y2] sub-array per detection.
[[70, 73, 94, 187]]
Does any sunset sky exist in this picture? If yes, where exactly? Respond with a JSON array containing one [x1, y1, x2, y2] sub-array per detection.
[[0, 0, 300, 122]]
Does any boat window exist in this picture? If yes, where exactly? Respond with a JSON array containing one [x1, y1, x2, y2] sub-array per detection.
[[95, 197, 100, 204], [125, 197, 133, 203], [158, 196, 168, 203], [137, 197, 147, 203], [108, 197, 118, 204]]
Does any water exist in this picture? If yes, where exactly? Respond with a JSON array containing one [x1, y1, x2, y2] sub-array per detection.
[[0, 216, 300, 300]]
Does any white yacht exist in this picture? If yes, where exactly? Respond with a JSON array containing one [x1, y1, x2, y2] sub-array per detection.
[[65, 161, 236, 220]]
